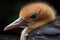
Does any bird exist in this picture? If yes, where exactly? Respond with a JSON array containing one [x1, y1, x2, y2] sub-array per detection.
[[4, 2, 56, 40]]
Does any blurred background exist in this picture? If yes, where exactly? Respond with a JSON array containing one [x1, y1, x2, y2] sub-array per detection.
[[0, 0, 60, 39]]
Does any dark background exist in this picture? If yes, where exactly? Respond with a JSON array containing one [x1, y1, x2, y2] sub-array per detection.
[[0, 0, 60, 36]]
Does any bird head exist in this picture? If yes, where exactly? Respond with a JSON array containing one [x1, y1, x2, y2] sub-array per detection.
[[4, 2, 56, 31]]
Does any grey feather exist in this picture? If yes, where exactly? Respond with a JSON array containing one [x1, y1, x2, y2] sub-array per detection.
[[42, 28, 60, 34]]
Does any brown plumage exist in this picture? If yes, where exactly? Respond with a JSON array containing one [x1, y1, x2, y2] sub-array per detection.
[[4, 2, 56, 40]]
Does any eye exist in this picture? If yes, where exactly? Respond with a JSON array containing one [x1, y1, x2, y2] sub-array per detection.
[[30, 14, 36, 19]]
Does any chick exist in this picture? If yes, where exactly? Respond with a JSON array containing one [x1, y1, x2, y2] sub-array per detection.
[[4, 2, 56, 40]]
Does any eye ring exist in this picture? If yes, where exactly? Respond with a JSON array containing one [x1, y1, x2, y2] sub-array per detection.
[[30, 14, 36, 19]]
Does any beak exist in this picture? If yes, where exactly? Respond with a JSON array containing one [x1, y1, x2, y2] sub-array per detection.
[[4, 17, 28, 31]]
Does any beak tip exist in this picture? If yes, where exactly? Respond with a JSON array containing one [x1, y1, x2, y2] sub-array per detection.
[[4, 27, 7, 31], [4, 29, 6, 31], [4, 26, 9, 31]]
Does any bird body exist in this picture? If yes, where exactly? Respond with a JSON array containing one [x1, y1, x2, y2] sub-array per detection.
[[4, 2, 56, 40], [27, 18, 60, 40]]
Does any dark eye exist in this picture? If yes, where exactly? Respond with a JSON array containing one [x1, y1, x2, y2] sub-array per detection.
[[30, 14, 36, 19]]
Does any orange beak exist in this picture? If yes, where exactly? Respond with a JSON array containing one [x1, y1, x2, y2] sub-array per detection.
[[4, 17, 28, 31]]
